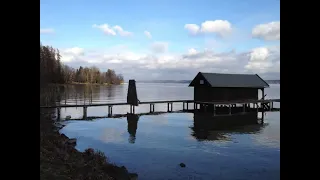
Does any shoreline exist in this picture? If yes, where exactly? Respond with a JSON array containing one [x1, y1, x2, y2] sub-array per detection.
[[40, 110, 137, 180], [49, 82, 125, 86]]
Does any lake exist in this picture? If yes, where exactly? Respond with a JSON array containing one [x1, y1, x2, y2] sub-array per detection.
[[56, 83, 280, 180]]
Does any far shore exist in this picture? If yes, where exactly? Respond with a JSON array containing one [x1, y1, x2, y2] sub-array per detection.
[[48, 82, 126, 86]]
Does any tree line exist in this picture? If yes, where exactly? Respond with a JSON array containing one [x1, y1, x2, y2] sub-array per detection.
[[40, 43, 124, 86]]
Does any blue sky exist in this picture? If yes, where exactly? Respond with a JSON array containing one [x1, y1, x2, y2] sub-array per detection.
[[40, 0, 280, 80]]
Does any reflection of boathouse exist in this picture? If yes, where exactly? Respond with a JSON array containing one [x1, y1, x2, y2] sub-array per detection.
[[190, 112, 266, 141]]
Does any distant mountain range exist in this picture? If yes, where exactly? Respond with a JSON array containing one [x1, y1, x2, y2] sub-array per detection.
[[138, 80, 280, 84]]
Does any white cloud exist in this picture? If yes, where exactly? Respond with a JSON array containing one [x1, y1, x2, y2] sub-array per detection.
[[60, 45, 279, 80], [150, 42, 168, 53], [245, 46, 280, 73], [60, 47, 85, 63], [113, 25, 132, 37], [200, 20, 232, 37], [184, 24, 200, 35], [144, 31, 152, 39], [93, 24, 132, 37], [40, 28, 55, 34], [252, 21, 280, 41], [92, 24, 116, 36], [64, 47, 84, 56], [188, 48, 197, 55], [185, 20, 232, 37], [108, 59, 123, 64]]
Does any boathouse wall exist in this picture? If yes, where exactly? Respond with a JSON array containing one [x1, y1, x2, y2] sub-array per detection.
[[194, 87, 259, 102]]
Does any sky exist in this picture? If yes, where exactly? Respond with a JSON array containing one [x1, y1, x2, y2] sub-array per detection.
[[40, 0, 280, 80]]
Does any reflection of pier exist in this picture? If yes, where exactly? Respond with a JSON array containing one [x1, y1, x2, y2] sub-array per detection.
[[190, 112, 267, 141]]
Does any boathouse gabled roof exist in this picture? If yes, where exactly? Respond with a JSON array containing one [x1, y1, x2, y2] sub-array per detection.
[[188, 72, 270, 88]]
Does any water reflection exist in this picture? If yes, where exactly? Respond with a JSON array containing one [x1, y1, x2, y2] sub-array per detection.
[[106, 86, 115, 97], [50, 83, 195, 106], [56, 83, 279, 180], [190, 112, 267, 141], [100, 127, 126, 143], [127, 114, 139, 144], [122, 112, 268, 144], [40, 85, 63, 106], [55, 84, 122, 105]]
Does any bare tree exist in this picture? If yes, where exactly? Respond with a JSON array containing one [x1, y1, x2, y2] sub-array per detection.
[[40, 42, 125, 86]]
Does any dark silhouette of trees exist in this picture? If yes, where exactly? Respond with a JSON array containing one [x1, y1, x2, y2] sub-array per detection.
[[40, 43, 124, 86]]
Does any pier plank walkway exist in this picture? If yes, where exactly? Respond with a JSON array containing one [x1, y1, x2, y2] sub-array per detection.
[[40, 99, 280, 120], [39, 99, 279, 109], [39, 99, 194, 109]]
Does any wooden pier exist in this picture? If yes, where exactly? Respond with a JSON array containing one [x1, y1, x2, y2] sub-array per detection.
[[40, 74, 280, 120], [40, 98, 280, 120]]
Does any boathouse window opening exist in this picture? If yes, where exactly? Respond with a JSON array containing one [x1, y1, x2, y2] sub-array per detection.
[[200, 80, 204, 84]]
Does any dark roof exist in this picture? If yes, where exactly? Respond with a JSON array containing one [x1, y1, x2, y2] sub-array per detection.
[[189, 72, 269, 88]]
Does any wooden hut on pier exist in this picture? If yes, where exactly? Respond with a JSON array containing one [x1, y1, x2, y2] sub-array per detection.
[[188, 72, 270, 111]]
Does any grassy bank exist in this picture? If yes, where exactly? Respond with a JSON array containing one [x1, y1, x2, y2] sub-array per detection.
[[40, 110, 137, 180]]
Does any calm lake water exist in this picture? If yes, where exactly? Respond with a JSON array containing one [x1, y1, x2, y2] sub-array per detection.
[[57, 83, 280, 180]]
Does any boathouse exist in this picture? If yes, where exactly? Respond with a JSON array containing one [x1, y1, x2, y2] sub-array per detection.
[[188, 72, 269, 102]]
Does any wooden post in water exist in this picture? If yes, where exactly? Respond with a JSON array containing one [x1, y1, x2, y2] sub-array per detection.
[[83, 106, 87, 119], [127, 80, 139, 114], [149, 104, 155, 113], [75, 92, 78, 106], [129, 105, 135, 114], [213, 104, 216, 115], [64, 86, 67, 105], [57, 107, 61, 120], [83, 90, 85, 105], [262, 88, 265, 100], [229, 104, 231, 115], [108, 106, 113, 117]]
